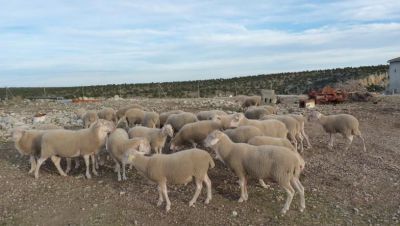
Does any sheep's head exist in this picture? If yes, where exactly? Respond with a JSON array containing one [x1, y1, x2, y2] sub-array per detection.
[[204, 130, 224, 148], [93, 119, 115, 136], [124, 149, 145, 164], [230, 113, 244, 127], [138, 138, 151, 154], [308, 110, 322, 122], [162, 124, 174, 137], [11, 127, 26, 142]]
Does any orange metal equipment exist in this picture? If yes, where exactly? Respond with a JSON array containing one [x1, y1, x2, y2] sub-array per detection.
[[308, 86, 347, 104]]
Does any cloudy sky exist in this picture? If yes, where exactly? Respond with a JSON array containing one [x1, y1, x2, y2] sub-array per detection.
[[1, 0, 399, 87]]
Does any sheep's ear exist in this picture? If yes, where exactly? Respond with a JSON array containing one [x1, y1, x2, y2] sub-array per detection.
[[212, 115, 221, 122]]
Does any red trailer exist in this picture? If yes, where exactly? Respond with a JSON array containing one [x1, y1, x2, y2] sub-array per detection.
[[308, 86, 347, 104]]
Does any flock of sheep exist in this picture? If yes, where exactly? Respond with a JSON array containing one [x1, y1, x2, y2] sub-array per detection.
[[10, 96, 366, 215]]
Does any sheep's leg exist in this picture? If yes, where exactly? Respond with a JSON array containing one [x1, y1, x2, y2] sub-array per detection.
[[302, 127, 312, 148], [51, 156, 68, 177], [238, 177, 247, 202], [122, 162, 127, 180], [90, 155, 98, 176], [281, 182, 295, 215], [65, 158, 72, 174], [34, 157, 47, 179], [259, 179, 270, 189], [296, 133, 304, 153], [113, 159, 121, 181], [345, 135, 354, 151], [358, 134, 366, 152], [160, 182, 171, 212], [203, 174, 212, 204], [157, 185, 164, 206], [74, 158, 80, 169], [190, 140, 197, 148], [244, 177, 248, 200], [189, 178, 203, 207], [328, 134, 334, 150], [289, 134, 298, 151], [28, 155, 37, 174], [292, 178, 306, 212], [83, 155, 92, 179]]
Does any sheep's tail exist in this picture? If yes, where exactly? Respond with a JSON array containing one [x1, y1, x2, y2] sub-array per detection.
[[208, 155, 215, 169]]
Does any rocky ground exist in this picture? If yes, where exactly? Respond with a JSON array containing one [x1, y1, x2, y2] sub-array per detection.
[[0, 95, 399, 225]]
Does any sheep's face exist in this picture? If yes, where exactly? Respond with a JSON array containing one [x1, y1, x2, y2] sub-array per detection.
[[308, 111, 321, 122], [11, 129, 25, 142], [204, 130, 222, 148], [230, 113, 244, 127], [162, 124, 174, 137], [170, 142, 181, 152]]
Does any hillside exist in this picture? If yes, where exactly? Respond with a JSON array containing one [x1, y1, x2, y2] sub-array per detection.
[[1, 65, 388, 99]]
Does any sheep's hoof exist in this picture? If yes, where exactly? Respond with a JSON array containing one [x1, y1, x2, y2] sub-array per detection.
[[299, 207, 305, 212], [86, 174, 92, 179], [117, 177, 121, 182], [92, 171, 99, 176], [281, 208, 288, 215], [60, 172, 68, 177], [65, 169, 71, 174], [189, 202, 195, 207], [157, 200, 163, 207], [165, 206, 171, 212], [204, 199, 211, 204], [238, 198, 244, 203]]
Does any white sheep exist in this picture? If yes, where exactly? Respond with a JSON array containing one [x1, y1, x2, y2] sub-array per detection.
[[196, 110, 227, 121], [116, 104, 145, 120], [289, 114, 312, 149], [159, 110, 184, 127], [128, 124, 174, 154], [204, 130, 305, 215], [107, 128, 151, 181], [232, 113, 288, 138], [124, 148, 214, 212], [244, 106, 276, 119], [125, 108, 145, 127], [142, 111, 160, 128], [82, 110, 99, 128], [223, 126, 264, 143], [34, 120, 115, 179], [308, 110, 366, 151], [98, 107, 117, 124], [165, 112, 198, 132]]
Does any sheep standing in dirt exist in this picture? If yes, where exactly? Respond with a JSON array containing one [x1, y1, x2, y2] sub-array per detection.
[[98, 107, 117, 124], [165, 112, 198, 132], [289, 114, 312, 149], [205, 131, 305, 214], [308, 111, 366, 151], [170, 117, 238, 151], [159, 110, 184, 127], [107, 128, 151, 181], [128, 124, 174, 154], [241, 96, 261, 109], [262, 115, 303, 152], [223, 126, 264, 143], [142, 112, 160, 128], [124, 148, 214, 212], [125, 108, 145, 127], [12, 125, 61, 174], [82, 110, 99, 128], [116, 104, 145, 120], [244, 106, 276, 119], [232, 113, 288, 138], [196, 110, 227, 121], [34, 120, 115, 179]]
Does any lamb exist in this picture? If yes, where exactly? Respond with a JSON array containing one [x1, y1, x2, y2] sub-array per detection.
[[289, 114, 312, 149], [261, 115, 303, 152], [308, 111, 366, 151], [244, 106, 276, 119], [223, 126, 264, 143], [170, 117, 238, 151], [34, 119, 115, 179], [124, 108, 145, 127], [142, 111, 160, 128], [159, 110, 184, 127], [82, 110, 99, 128], [232, 113, 288, 138], [196, 110, 227, 121], [165, 112, 198, 132], [248, 136, 295, 151], [116, 104, 145, 120], [204, 130, 305, 215], [98, 107, 117, 124], [107, 128, 151, 181], [128, 124, 174, 154], [124, 148, 214, 212]]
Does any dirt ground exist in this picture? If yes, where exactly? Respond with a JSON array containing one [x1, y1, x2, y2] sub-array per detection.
[[1, 96, 399, 226]]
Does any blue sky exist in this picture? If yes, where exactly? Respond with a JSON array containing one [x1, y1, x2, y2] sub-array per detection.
[[1, 0, 399, 87]]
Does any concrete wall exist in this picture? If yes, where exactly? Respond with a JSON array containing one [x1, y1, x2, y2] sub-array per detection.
[[388, 62, 400, 93]]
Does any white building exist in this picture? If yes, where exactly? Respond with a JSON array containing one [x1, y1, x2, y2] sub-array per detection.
[[388, 57, 400, 94]]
